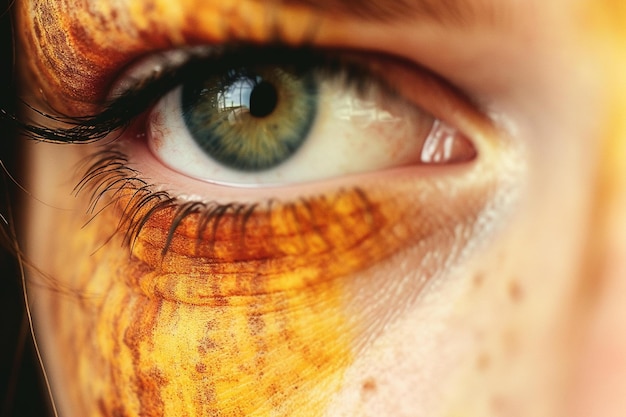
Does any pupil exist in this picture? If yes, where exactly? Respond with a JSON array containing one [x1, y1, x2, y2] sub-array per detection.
[[249, 81, 278, 118]]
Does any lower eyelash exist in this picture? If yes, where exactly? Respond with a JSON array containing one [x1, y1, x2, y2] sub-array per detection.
[[75, 145, 381, 265], [75, 147, 209, 257], [75, 147, 283, 259], [76, 147, 168, 248]]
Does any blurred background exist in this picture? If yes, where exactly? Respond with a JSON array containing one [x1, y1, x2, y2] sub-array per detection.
[[1, 1, 52, 415]]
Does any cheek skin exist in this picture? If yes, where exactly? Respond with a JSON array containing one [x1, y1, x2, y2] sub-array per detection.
[[24, 134, 509, 417], [36, 195, 354, 416]]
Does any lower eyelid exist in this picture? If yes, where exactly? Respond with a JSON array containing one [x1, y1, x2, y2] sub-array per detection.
[[130, 176, 495, 306], [71, 56, 513, 304], [77, 122, 508, 305]]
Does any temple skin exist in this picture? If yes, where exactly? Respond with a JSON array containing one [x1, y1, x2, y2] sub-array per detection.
[[14, 0, 626, 417]]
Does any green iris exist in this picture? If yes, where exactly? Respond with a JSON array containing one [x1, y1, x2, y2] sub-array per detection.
[[182, 65, 318, 172]]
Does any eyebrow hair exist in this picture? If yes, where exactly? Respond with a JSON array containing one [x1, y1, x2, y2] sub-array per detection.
[[276, 0, 504, 26]]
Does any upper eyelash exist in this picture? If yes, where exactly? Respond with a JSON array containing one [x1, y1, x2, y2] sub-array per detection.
[[9, 69, 183, 144], [5, 45, 387, 145], [75, 147, 258, 258]]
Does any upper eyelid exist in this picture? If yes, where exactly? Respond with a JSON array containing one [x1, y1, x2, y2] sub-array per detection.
[[20, 0, 517, 122], [13, 49, 215, 144], [14, 41, 496, 154], [13, 45, 404, 145]]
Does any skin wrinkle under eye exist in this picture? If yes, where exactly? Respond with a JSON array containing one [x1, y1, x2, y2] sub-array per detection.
[[75, 136, 506, 305], [38, 125, 514, 416], [15, 0, 523, 416]]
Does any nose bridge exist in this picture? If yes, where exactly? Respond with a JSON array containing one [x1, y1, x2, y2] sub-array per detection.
[[570, 6, 626, 414]]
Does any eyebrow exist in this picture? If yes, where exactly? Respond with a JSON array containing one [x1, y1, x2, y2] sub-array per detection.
[[276, 0, 504, 26]]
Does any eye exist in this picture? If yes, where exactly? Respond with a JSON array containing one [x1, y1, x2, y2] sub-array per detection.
[[143, 47, 477, 186]]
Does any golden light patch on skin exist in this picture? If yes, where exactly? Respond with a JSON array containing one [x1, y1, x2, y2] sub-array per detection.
[[42, 197, 353, 416], [571, 0, 626, 305], [129, 189, 387, 303], [30, 149, 504, 416], [123, 170, 499, 305]]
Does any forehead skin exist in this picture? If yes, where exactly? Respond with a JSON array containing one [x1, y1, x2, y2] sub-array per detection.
[[15, 0, 626, 417]]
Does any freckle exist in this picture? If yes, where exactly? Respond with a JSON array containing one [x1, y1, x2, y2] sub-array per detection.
[[97, 398, 107, 415], [248, 314, 265, 335], [491, 394, 521, 417], [508, 280, 524, 303], [195, 363, 207, 373], [111, 407, 127, 417], [197, 337, 217, 355], [491, 394, 508, 414], [473, 273, 485, 289], [476, 353, 491, 371], [196, 385, 217, 405], [361, 378, 377, 396], [143, 0, 156, 12], [212, 296, 229, 307]]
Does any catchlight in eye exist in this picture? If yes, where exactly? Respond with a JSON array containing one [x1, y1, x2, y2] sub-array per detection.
[[182, 66, 317, 171], [143, 48, 477, 187]]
